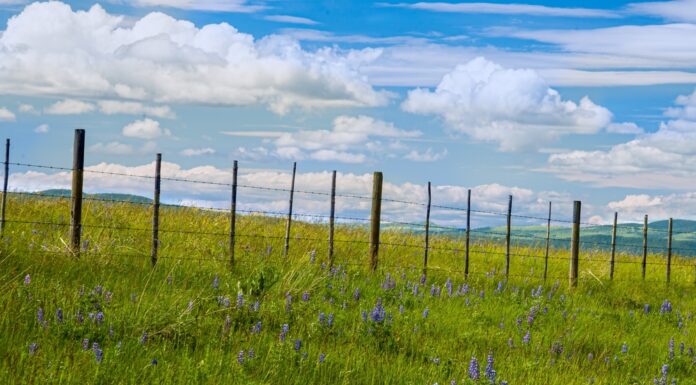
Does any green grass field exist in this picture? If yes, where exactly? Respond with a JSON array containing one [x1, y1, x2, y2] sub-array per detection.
[[1, 194, 695, 384]]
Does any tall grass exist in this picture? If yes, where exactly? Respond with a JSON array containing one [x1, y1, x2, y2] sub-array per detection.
[[0, 194, 694, 384]]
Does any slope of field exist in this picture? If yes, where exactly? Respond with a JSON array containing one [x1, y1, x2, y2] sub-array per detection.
[[0, 195, 694, 384]]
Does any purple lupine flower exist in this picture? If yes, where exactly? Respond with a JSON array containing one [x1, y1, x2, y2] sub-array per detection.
[[279, 324, 289, 342], [95, 348, 103, 363], [661, 364, 669, 385], [661, 300, 673, 314], [399, 304, 404, 314], [29, 342, 38, 355], [370, 298, 386, 323], [266, 245, 272, 256], [92, 342, 99, 352], [37, 308, 44, 324], [76, 310, 84, 324], [516, 317, 522, 327], [24, 274, 31, 286], [252, 321, 262, 334], [669, 337, 675, 360], [140, 332, 148, 345], [96, 311, 104, 325], [551, 342, 564, 356], [420, 274, 426, 285], [319, 353, 326, 363], [479, 290, 485, 299], [588, 353, 594, 361], [680, 342, 685, 355], [412, 283, 419, 296], [328, 313, 334, 327], [523, 330, 531, 344], [94, 285, 103, 295], [151, 358, 158, 366], [248, 349, 255, 359], [302, 292, 310, 302], [294, 339, 302, 351], [83, 338, 89, 351], [236, 293, 244, 308], [237, 350, 245, 364], [252, 300, 260, 312], [56, 308, 63, 323], [212, 275, 219, 290], [223, 297, 231, 308], [310, 249, 316, 263], [622, 342, 628, 354], [361, 310, 368, 322], [446, 278, 453, 296], [468, 356, 480, 380], [423, 307, 429, 319], [318, 312, 325, 325], [353, 288, 360, 301], [485, 353, 495, 382], [430, 284, 437, 297], [465, 298, 470, 306], [495, 281, 503, 293]]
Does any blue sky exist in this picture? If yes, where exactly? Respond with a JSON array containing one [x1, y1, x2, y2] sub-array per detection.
[[2, 0, 696, 226]]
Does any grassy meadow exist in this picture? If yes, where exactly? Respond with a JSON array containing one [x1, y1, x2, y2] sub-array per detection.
[[0, 194, 695, 384]]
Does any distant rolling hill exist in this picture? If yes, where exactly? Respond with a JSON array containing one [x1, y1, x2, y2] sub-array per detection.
[[37, 189, 152, 204]]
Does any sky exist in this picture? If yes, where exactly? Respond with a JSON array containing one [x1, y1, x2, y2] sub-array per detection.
[[2, 0, 696, 227]]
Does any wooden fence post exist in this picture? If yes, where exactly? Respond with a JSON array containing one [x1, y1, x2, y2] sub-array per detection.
[[0, 139, 9, 237], [423, 181, 431, 277], [610, 212, 617, 280], [229, 160, 238, 269], [328, 170, 336, 268], [465, 188, 471, 279], [642, 214, 648, 280], [151, 153, 161, 267], [369, 172, 383, 272], [70, 129, 85, 256], [667, 218, 672, 285], [544, 201, 551, 281], [505, 195, 512, 278], [569, 200, 581, 288], [283, 162, 296, 258]]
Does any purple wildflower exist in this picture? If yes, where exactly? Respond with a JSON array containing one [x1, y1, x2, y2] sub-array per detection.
[[622, 342, 628, 354], [328, 313, 334, 327], [485, 353, 495, 382], [96, 311, 104, 325], [399, 304, 404, 314], [76, 310, 84, 324], [224, 315, 231, 333], [56, 308, 63, 323], [212, 275, 219, 290], [661, 300, 673, 314], [37, 308, 44, 324], [446, 278, 453, 296], [24, 274, 30, 286], [285, 293, 292, 313], [310, 249, 316, 263], [95, 348, 103, 363], [302, 292, 310, 302], [140, 332, 148, 345], [167, 275, 172, 285], [151, 358, 158, 366], [420, 274, 426, 285], [237, 350, 245, 364], [319, 353, 326, 363], [353, 288, 360, 301], [248, 349, 255, 359], [252, 300, 260, 312], [236, 293, 244, 308], [523, 330, 531, 345], [82, 338, 89, 351], [413, 283, 419, 296], [294, 339, 302, 352], [551, 342, 564, 356], [252, 321, 262, 334], [29, 342, 38, 355], [370, 298, 386, 323], [669, 337, 675, 360], [468, 356, 480, 380], [280, 324, 289, 342], [423, 307, 429, 319]]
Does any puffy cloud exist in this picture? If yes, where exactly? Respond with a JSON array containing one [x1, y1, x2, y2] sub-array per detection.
[[606, 122, 643, 134], [0, 2, 388, 114], [122, 118, 171, 139], [626, 0, 696, 22], [89, 141, 134, 155], [44, 99, 95, 115], [546, 88, 696, 189], [98, 100, 175, 119], [34, 123, 48, 133], [404, 148, 448, 162], [607, 192, 696, 222], [0, 107, 15, 121], [7, 160, 570, 227], [180, 147, 215, 156], [402, 57, 612, 151], [18, 103, 36, 113]]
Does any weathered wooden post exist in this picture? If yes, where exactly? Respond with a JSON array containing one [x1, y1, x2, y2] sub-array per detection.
[[465, 188, 471, 279], [610, 212, 618, 280], [667, 218, 673, 284], [423, 182, 432, 277], [283, 162, 296, 258], [328, 170, 336, 268], [642, 214, 648, 280], [569, 200, 581, 288], [229, 160, 238, 269], [544, 201, 551, 281], [70, 129, 85, 256], [505, 195, 512, 278], [0, 139, 9, 237], [369, 172, 383, 272], [151, 153, 161, 267]]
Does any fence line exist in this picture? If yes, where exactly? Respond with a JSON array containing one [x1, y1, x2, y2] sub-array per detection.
[[1, 129, 695, 286]]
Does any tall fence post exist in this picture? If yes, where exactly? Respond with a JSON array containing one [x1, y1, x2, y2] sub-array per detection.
[[544, 201, 551, 281], [229, 160, 238, 269], [667, 218, 673, 285], [465, 188, 471, 279], [505, 195, 512, 278], [423, 182, 431, 277], [569, 200, 581, 288], [610, 212, 618, 281], [283, 162, 296, 258], [0, 139, 9, 237], [328, 170, 336, 268], [642, 214, 648, 280], [151, 153, 161, 267], [70, 129, 85, 256], [369, 172, 383, 272]]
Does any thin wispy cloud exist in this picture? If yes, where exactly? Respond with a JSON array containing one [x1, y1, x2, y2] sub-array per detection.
[[264, 15, 318, 25], [378, 2, 620, 18]]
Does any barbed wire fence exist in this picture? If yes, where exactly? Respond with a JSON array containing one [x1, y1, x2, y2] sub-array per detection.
[[1, 130, 695, 287]]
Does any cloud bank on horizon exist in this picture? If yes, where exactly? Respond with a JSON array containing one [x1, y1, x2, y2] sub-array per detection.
[[1, 0, 696, 224]]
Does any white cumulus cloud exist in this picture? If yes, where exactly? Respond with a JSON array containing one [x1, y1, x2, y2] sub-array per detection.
[[180, 147, 215, 156], [402, 57, 612, 151], [44, 99, 95, 115], [122, 118, 171, 140], [0, 107, 15, 121], [98, 100, 175, 119], [0, 2, 388, 114], [34, 123, 49, 133]]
